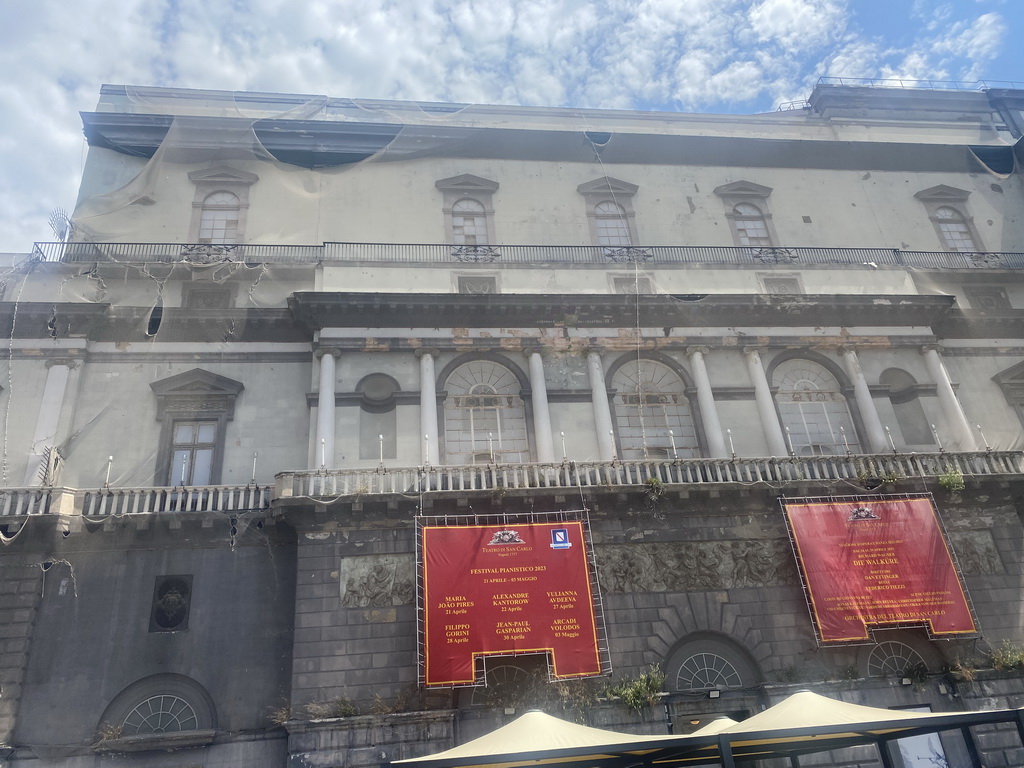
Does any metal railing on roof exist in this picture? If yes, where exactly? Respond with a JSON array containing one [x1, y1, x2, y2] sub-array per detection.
[[30, 241, 1024, 270], [817, 77, 1024, 91]]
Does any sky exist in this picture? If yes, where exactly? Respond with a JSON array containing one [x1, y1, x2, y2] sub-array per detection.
[[0, 0, 1020, 253]]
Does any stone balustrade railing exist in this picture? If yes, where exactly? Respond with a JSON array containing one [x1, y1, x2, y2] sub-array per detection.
[[1, 452, 1019, 518]]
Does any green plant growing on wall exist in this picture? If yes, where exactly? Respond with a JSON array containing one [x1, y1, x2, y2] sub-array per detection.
[[644, 476, 666, 505], [992, 640, 1024, 671], [605, 665, 666, 713], [304, 695, 359, 719], [938, 469, 965, 492]]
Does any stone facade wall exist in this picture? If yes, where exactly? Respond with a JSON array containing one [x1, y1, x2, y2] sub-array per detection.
[[0, 555, 44, 746]]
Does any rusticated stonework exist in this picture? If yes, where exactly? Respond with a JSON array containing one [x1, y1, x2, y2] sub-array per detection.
[[339, 555, 415, 607], [597, 540, 799, 593]]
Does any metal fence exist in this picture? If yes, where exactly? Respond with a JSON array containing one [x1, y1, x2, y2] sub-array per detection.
[[31, 241, 1024, 270]]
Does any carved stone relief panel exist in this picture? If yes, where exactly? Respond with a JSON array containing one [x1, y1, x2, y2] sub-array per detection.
[[339, 554, 415, 607], [597, 540, 799, 593], [948, 531, 1004, 575]]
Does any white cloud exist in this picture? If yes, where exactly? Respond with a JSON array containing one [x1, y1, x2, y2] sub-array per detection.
[[0, 0, 1011, 251]]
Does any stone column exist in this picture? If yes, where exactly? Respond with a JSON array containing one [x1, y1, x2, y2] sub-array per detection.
[[315, 348, 340, 469], [417, 349, 441, 465], [587, 350, 616, 460], [23, 359, 75, 486], [743, 347, 788, 456], [687, 347, 728, 458], [527, 350, 555, 463], [841, 348, 888, 453], [922, 345, 976, 450]]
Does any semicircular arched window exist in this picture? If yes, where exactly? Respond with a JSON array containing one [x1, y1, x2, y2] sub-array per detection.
[[934, 206, 978, 253], [666, 634, 762, 695], [772, 358, 859, 455], [443, 360, 529, 464], [594, 200, 632, 247], [122, 695, 199, 734], [612, 359, 697, 459], [867, 640, 928, 678]]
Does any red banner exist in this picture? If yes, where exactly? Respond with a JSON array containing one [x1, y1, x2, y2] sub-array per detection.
[[784, 497, 976, 643], [421, 520, 602, 686]]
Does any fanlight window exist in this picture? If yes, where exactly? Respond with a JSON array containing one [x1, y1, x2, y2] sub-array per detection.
[[451, 198, 488, 245], [732, 203, 772, 247], [675, 652, 743, 692], [444, 361, 528, 464], [612, 360, 697, 459], [772, 359, 859, 455], [594, 201, 632, 247], [935, 206, 978, 253], [867, 641, 928, 678], [198, 191, 240, 244], [122, 695, 199, 734]]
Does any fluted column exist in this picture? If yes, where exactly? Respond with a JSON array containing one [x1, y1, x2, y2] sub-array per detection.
[[743, 347, 788, 456], [687, 347, 728, 458], [417, 349, 441, 465], [527, 350, 555, 463], [587, 350, 616, 460], [841, 348, 888, 453], [922, 345, 976, 450], [315, 347, 340, 469]]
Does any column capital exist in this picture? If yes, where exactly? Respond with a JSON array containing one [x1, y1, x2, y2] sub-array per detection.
[[414, 347, 440, 359], [920, 343, 941, 354], [742, 345, 765, 357], [521, 343, 547, 358], [686, 345, 711, 357], [585, 346, 605, 358], [315, 347, 341, 359], [45, 358, 79, 369]]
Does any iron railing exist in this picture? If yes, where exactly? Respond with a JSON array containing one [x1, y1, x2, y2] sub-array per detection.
[[31, 241, 1024, 270], [275, 451, 1024, 500], [817, 77, 1024, 91]]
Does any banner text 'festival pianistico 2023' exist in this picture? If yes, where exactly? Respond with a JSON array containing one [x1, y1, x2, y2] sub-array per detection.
[[420, 519, 602, 686], [783, 496, 976, 643]]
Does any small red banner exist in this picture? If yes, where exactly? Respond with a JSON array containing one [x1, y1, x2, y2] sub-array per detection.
[[421, 520, 602, 686], [784, 497, 976, 643]]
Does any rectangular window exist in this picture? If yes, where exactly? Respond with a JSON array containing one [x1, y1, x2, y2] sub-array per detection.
[[183, 284, 234, 309], [964, 286, 1011, 310], [612, 276, 652, 294], [457, 275, 498, 294], [760, 276, 803, 294], [169, 421, 217, 485]]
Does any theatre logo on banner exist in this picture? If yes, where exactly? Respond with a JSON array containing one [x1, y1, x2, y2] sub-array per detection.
[[782, 495, 977, 643], [418, 513, 608, 687]]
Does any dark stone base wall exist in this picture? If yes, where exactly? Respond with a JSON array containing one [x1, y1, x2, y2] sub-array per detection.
[[0, 556, 44, 746]]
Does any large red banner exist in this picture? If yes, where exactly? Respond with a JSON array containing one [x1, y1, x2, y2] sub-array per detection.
[[784, 497, 976, 643], [421, 520, 602, 686]]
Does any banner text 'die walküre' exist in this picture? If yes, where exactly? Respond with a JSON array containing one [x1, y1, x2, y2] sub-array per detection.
[[421, 520, 601, 686], [784, 497, 976, 643]]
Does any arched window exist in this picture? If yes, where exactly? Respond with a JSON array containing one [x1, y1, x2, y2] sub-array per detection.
[[98, 674, 216, 739], [866, 640, 928, 678], [934, 206, 978, 252], [451, 198, 488, 245], [772, 358, 859, 455], [731, 203, 772, 247], [612, 359, 697, 459], [666, 633, 762, 695], [443, 360, 529, 464], [879, 368, 933, 447], [198, 191, 240, 244], [594, 200, 632, 247]]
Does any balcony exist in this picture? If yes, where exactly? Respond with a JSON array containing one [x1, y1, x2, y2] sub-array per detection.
[[0, 484, 271, 520], [1, 452, 1019, 521], [31, 241, 1024, 270], [274, 451, 1024, 500]]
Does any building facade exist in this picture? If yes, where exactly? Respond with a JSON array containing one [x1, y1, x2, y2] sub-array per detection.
[[1, 81, 1023, 767]]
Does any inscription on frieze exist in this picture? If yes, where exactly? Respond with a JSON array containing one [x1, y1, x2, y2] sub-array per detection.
[[339, 554, 415, 607], [598, 540, 799, 593]]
